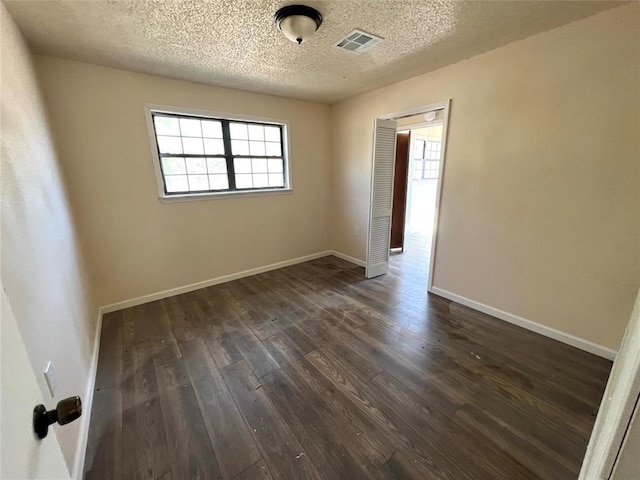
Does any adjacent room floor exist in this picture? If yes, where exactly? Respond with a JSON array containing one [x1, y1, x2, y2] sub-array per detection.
[[84, 251, 612, 480]]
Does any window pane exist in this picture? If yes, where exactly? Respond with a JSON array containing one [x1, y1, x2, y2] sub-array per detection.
[[207, 157, 227, 174], [231, 140, 249, 155], [157, 136, 183, 154], [204, 138, 224, 155], [179, 118, 202, 137], [186, 157, 207, 174], [265, 142, 281, 157], [202, 120, 222, 138], [235, 174, 253, 188], [248, 124, 264, 141], [182, 137, 204, 154], [188, 175, 209, 191], [161, 157, 186, 175], [154, 116, 180, 136], [234, 158, 251, 174], [268, 173, 284, 187], [208, 174, 229, 190], [264, 126, 280, 142], [165, 175, 188, 192], [154, 112, 287, 196], [249, 141, 266, 156], [253, 173, 268, 188], [252, 158, 268, 173], [268, 158, 283, 173], [230, 123, 248, 140]]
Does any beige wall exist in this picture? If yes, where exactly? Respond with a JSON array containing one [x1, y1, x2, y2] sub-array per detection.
[[1, 4, 97, 472], [331, 4, 640, 351], [34, 57, 332, 307]]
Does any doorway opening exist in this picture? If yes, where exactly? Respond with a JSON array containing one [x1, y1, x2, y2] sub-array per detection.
[[391, 119, 444, 259], [365, 101, 450, 289]]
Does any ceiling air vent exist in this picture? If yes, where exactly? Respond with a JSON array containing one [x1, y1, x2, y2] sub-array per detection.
[[335, 29, 382, 55]]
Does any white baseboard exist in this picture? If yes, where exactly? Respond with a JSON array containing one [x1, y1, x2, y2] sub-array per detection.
[[101, 251, 337, 313], [329, 250, 366, 267], [72, 307, 103, 480], [430, 287, 617, 360]]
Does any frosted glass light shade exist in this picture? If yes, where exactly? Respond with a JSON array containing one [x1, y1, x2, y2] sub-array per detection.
[[279, 15, 319, 44], [274, 5, 323, 45]]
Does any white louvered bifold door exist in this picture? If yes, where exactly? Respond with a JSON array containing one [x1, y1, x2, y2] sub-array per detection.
[[366, 118, 397, 278]]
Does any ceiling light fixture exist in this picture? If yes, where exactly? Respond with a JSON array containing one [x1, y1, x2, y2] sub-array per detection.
[[424, 111, 439, 122], [274, 5, 323, 44]]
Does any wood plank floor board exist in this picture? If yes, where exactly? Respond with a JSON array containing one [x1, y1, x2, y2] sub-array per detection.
[[360, 316, 598, 438], [454, 403, 577, 480], [181, 338, 261, 479], [262, 334, 397, 465], [245, 273, 315, 325], [221, 360, 322, 480], [84, 233, 611, 479], [120, 343, 173, 480], [260, 368, 375, 479], [381, 449, 448, 480], [308, 343, 544, 480], [444, 301, 612, 384], [196, 304, 246, 370], [232, 459, 273, 480], [218, 281, 295, 341], [159, 295, 200, 342], [391, 320, 605, 415], [94, 311, 124, 390], [83, 388, 122, 480], [155, 357, 223, 479], [305, 348, 476, 480], [192, 288, 281, 379]]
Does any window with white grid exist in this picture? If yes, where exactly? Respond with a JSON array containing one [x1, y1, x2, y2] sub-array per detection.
[[149, 110, 288, 197], [412, 138, 441, 180]]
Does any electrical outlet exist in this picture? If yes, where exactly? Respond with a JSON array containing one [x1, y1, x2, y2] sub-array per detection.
[[355, 225, 361, 236], [44, 361, 57, 398]]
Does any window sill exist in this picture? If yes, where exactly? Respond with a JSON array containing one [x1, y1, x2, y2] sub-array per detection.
[[158, 188, 293, 203]]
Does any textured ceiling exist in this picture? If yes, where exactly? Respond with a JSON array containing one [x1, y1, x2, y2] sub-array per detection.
[[4, 0, 624, 103]]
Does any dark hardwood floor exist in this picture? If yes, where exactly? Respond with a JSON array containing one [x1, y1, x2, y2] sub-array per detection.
[[84, 233, 612, 479]]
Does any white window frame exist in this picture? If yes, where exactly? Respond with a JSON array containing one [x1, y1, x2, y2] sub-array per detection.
[[144, 104, 292, 202], [412, 135, 442, 181]]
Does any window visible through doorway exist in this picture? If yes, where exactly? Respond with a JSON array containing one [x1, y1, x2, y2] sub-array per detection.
[[412, 139, 441, 180]]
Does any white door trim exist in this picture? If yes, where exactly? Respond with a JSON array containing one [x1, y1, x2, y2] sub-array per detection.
[[375, 99, 451, 290], [402, 130, 415, 252], [380, 101, 449, 121], [427, 100, 451, 292], [579, 289, 639, 479]]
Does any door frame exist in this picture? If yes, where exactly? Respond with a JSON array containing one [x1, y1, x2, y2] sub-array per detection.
[[377, 99, 451, 291], [390, 131, 411, 252], [400, 129, 416, 252], [579, 290, 640, 479], [398, 121, 444, 253]]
